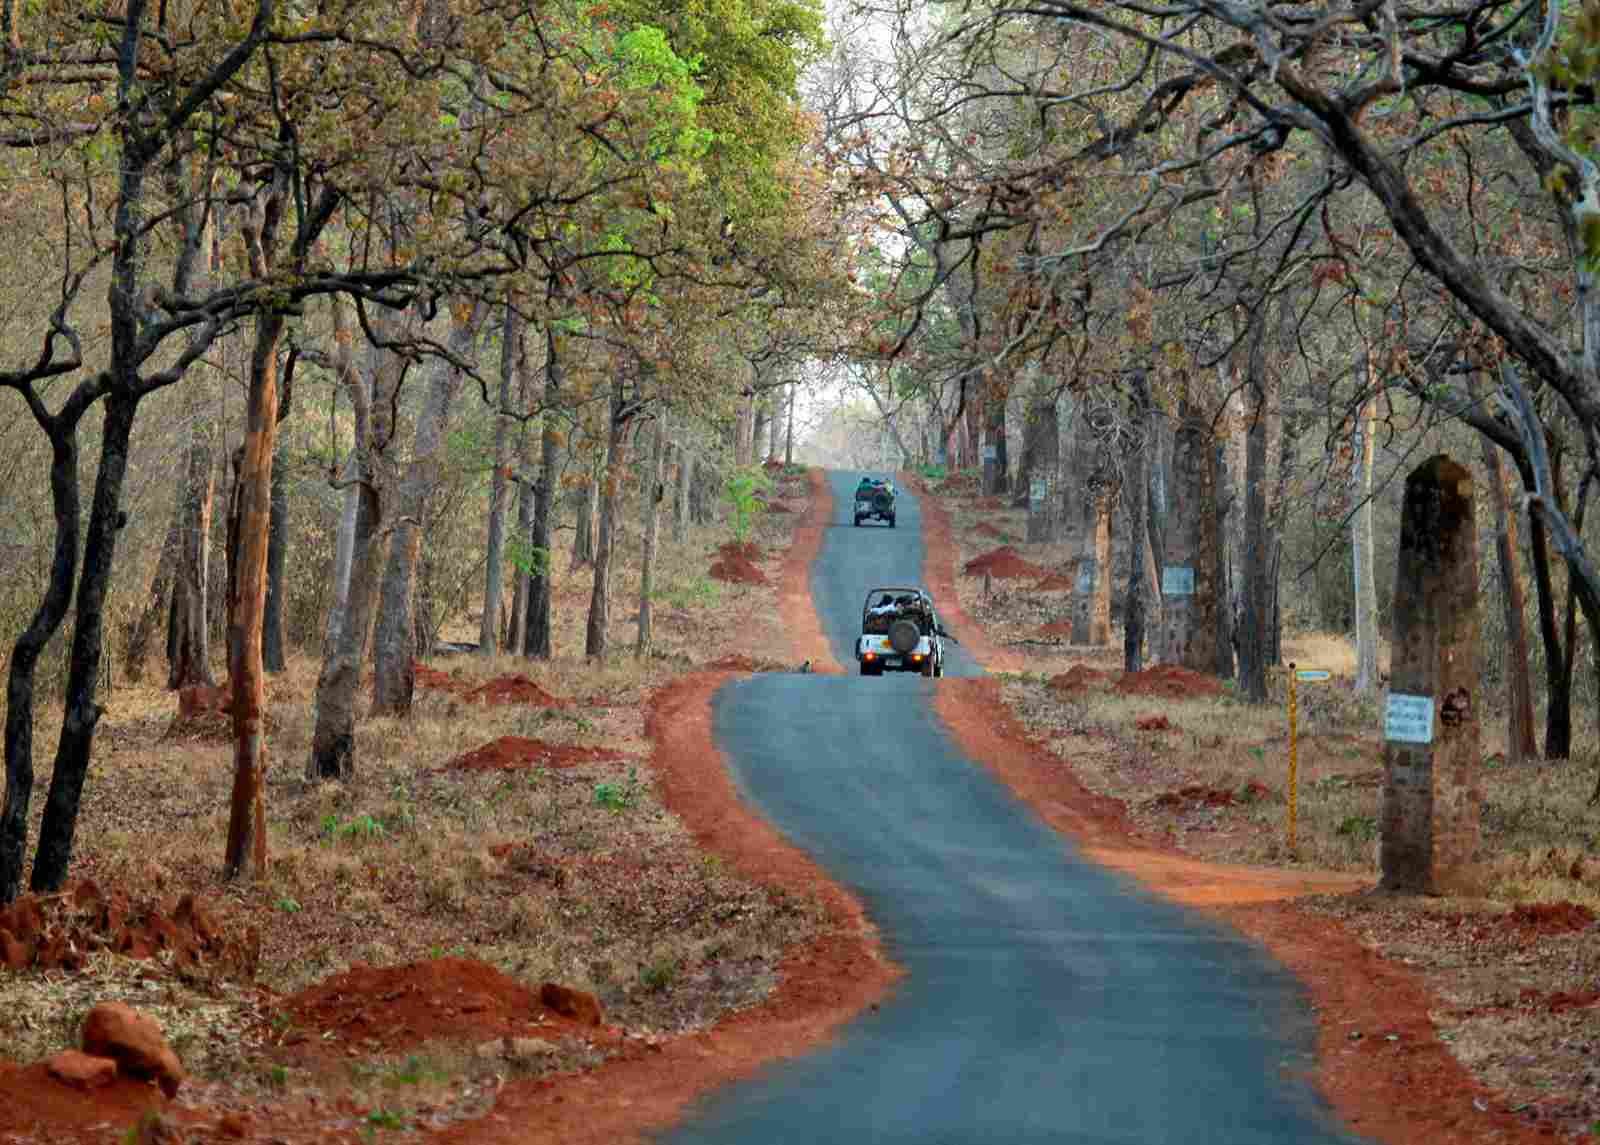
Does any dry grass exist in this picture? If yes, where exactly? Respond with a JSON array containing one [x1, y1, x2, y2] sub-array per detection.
[[932, 483, 1600, 1133], [0, 469, 823, 1110]]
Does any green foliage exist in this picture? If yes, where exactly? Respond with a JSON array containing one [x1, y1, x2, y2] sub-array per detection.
[[594, 767, 642, 811], [506, 538, 551, 577], [724, 466, 771, 542], [1335, 814, 1378, 841], [322, 814, 388, 843], [640, 956, 680, 991], [918, 463, 947, 480]]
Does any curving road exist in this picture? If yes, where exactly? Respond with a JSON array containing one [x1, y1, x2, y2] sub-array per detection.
[[658, 473, 1365, 1145]]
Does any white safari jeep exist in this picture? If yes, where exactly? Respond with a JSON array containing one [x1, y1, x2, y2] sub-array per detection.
[[856, 586, 952, 677]]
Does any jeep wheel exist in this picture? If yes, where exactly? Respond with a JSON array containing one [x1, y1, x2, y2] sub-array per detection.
[[920, 657, 934, 678], [932, 660, 944, 678], [888, 516, 897, 528], [859, 661, 882, 677], [853, 516, 862, 526]]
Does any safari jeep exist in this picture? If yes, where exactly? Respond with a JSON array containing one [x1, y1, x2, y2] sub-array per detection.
[[853, 477, 897, 528], [856, 586, 951, 677]]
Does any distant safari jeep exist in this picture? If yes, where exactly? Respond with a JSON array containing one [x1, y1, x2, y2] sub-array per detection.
[[856, 586, 952, 677], [853, 476, 896, 528]]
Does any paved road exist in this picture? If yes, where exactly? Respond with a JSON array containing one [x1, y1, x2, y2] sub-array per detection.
[[658, 473, 1364, 1144]]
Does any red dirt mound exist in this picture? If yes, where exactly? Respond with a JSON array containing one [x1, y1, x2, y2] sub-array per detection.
[[461, 675, 570, 707], [715, 540, 763, 561], [709, 552, 769, 585], [1038, 621, 1074, 637], [0, 881, 256, 978], [276, 958, 605, 1055], [962, 546, 1046, 579], [444, 736, 624, 773], [1135, 714, 1172, 732], [1047, 665, 1112, 694], [1115, 664, 1225, 699], [414, 661, 467, 692], [1155, 785, 1239, 808], [1034, 573, 1075, 591], [165, 682, 232, 741]]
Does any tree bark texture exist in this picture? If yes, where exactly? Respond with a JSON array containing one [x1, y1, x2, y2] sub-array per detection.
[[223, 310, 283, 881], [1237, 373, 1272, 703], [523, 327, 560, 659], [371, 305, 480, 716], [167, 427, 215, 689], [637, 412, 666, 656], [671, 445, 690, 544], [1352, 396, 1380, 692], [1528, 509, 1572, 758], [262, 440, 288, 672], [1024, 396, 1060, 543], [1480, 438, 1538, 763], [585, 384, 628, 659], [31, 393, 139, 893], [1, 418, 84, 903], [479, 302, 520, 657]]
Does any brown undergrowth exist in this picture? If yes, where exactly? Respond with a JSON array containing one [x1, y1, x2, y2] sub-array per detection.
[[0, 466, 845, 1144]]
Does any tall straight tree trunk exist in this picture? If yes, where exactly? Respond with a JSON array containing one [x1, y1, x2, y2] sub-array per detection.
[[31, 393, 140, 893], [752, 398, 770, 467], [673, 449, 692, 542], [262, 441, 289, 672], [1352, 393, 1379, 692], [785, 383, 796, 465], [524, 327, 561, 659], [1, 410, 87, 904], [571, 475, 597, 568], [637, 411, 667, 657], [223, 308, 284, 881], [1483, 439, 1539, 762], [1237, 370, 1272, 702], [309, 302, 383, 782], [167, 427, 215, 689], [1124, 376, 1153, 672], [585, 383, 628, 659], [480, 301, 520, 657], [982, 386, 1008, 495], [323, 449, 361, 651], [372, 305, 481, 715], [1528, 495, 1572, 758]]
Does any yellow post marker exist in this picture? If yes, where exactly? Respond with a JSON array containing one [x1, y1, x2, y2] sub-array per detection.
[[1287, 662, 1298, 854]]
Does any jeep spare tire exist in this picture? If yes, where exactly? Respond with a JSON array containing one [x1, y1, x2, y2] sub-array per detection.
[[872, 490, 893, 512], [888, 618, 920, 654]]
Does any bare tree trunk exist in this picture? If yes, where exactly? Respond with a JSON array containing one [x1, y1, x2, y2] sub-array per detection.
[[585, 383, 628, 659], [167, 427, 215, 689], [785, 383, 796, 465], [1528, 509, 1572, 758], [371, 304, 481, 715], [309, 299, 382, 782], [571, 474, 597, 568], [323, 449, 361, 652], [262, 440, 289, 672], [691, 458, 717, 525], [1237, 368, 1272, 702], [524, 326, 561, 659], [1481, 435, 1538, 762], [671, 445, 690, 544], [1024, 393, 1059, 541], [752, 397, 771, 467], [479, 301, 520, 657], [637, 410, 666, 657], [1124, 374, 1153, 672], [223, 302, 283, 882], [1352, 393, 1379, 692]]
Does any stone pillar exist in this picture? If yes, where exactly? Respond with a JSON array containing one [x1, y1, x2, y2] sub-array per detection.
[[1380, 455, 1482, 893], [1152, 400, 1218, 669]]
